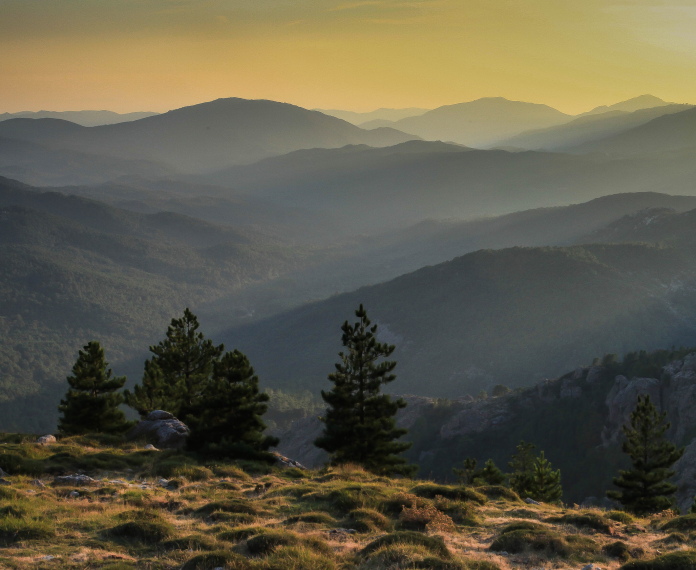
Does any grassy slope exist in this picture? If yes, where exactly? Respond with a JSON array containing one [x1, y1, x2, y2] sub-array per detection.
[[0, 434, 693, 570]]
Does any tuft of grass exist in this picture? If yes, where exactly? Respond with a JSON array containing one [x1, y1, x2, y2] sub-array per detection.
[[0, 506, 26, 518], [619, 550, 696, 569], [194, 499, 260, 518], [603, 540, 632, 562], [210, 464, 252, 480], [246, 530, 331, 557], [104, 520, 174, 544], [475, 486, 521, 502], [181, 550, 254, 570], [505, 507, 542, 520], [161, 534, 218, 551], [0, 517, 54, 545], [409, 484, 486, 505], [170, 465, 214, 481], [662, 514, 696, 532], [218, 526, 268, 542], [348, 508, 391, 533], [265, 545, 337, 570], [607, 510, 635, 524], [546, 512, 615, 534], [398, 503, 456, 533], [284, 511, 337, 526], [359, 531, 452, 560], [489, 528, 571, 557]]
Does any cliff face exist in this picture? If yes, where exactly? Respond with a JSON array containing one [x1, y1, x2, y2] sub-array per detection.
[[274, 351, 696, 511]]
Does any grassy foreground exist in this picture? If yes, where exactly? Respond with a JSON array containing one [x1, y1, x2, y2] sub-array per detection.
[[1, 434, 695, 570]]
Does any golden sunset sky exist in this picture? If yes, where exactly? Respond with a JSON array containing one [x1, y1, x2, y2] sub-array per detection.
[[2, 0, 696, 114]]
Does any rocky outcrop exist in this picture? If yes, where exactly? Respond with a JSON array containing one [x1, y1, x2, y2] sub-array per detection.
[[36, 434, 57, 445], [126, 410, 190, 450], [602, 376, 662, 446]]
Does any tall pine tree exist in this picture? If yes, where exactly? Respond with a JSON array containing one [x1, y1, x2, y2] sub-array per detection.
[[58, 341, 129, 435], [607, 394, 684, 514], [185, 350, 278, 460], [315, 304, 415, 476], [509, 441, 537, 499], [125, 308, 223, 418]]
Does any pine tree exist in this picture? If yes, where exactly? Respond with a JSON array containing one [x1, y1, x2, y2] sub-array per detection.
[[185, 350, 279, 460], [529, 451, 562, 502], [124, 360, 168, 418], [58, 341, 129, 435], [125, 308, 224, 418], [314, 304, 415, 476], [480, 458, 506, 486], [509, 441, 537, 498], [453, 457, 479, 485], [607, 394, 684, 514]]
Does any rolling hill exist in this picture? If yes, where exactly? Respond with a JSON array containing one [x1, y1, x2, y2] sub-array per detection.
[[0, 110, 158, 126], [385, 97, 571, 147], [498, 104, 692, 152], [0, 98, 418, 174]]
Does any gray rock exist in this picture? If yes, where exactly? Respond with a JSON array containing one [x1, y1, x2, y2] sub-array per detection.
[[126, 410, 190, 449], [68, 490, 80, 498], [0, 478, 10, 486], [36, 434, 57, 445], [524, 498, 541, 505], [144, 444, 158, 451], [31, 479, 45, 487], [272, 452, 307, 470], [53, 474, 97, 486]]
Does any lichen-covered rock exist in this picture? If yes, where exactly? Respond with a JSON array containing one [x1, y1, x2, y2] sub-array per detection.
[[53, 474, 97, 486], [36, 434, 56, 445], [126, 410, 190, 450]]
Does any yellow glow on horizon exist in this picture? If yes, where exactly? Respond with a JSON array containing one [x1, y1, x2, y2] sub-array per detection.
[[0, 0, 695, 114]]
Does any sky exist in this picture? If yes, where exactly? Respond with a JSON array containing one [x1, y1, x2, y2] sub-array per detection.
[[2, 0, 696, 114]]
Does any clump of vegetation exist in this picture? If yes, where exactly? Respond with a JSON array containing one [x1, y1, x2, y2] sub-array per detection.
[[0, 517, 54, 545], [603, 540, 632, 561], [398, 502, 456, 532], [619, 550, 696, 569], [607, 510, 635, 524], [348, 507, 391, 532], [161, 534, 218, 551], [181, 550, 254, 570], [218, 526, 268, 542], [489, 528, 572, 557], [284, 511, 337, 526], [546, 511, 615, 534], [246, 530, 331, 557], [194, 499, 260, 518], [409, 483, 486, 504], [475, 485, 521, 502], [104, 520, 174, 544], [359, 531, 452, 559], [662, 514, 696, 532]]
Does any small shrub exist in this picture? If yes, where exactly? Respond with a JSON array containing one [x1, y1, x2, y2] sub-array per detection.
[[619, 551, 696, 569], [499, 521, 548, 534], [607, 510, 635, 524], [657, 532, 688, 544], [359, 531, 451, 559], [505, 508, 541, 520], [604, 541, 632, 562], [662, 514, 696, 532], [105, 520, 174, 543], [409, 484, 486, 505], [433, 497, 479, 527], [399, 503, 456, 533], [181, 550, 253, 570]]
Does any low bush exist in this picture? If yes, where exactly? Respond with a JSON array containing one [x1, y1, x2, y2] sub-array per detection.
[[398, 503, 456, 533], [603, 540, 631, 562], [607, 510, 635, 524], [246, 530, 330, 557]]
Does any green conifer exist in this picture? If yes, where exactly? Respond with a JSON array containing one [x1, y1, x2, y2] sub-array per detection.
[[185, 350, 278, 460], [529, 451, 563, 502], [453, 457, 479, 485], [125, 308, 223, 418], [480, 458, 506, 486], [509, 441, 537, 498], [607, 394, 684, 514], [58, 341, 129, 435], [315, 304, 416, 477]]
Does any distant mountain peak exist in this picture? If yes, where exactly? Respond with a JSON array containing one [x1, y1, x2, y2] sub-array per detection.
[[582, 94, 670, 116]]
